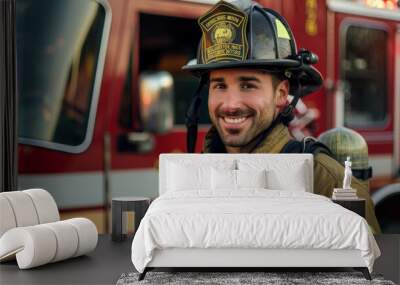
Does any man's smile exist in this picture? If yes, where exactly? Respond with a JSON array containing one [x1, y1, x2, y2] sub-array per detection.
[[218, 114, 253, 130], [223, 116, 247, 124]]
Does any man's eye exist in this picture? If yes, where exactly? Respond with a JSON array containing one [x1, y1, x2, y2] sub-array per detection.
[[212, 83, 226, 90], [240, 83, 256, 90]]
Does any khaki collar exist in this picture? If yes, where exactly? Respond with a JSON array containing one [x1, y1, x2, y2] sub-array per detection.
[[203, 123, 292, 153]]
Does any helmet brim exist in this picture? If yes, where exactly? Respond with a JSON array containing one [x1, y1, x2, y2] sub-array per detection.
[[182, 59, 300, 74], [182, 59, 323, 97]]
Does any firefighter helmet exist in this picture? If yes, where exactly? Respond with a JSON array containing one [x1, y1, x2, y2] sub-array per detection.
[[183, 0, 323, 97], [318, 127, 372, 180]]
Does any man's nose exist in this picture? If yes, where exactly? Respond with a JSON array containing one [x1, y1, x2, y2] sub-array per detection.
[[219, 88, 242, 111]]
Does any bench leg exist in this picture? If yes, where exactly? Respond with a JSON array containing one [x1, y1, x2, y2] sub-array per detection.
[[354, 267, 371, 280]]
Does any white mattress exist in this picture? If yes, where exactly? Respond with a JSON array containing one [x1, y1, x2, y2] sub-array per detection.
[[131, 190, 380, 273]]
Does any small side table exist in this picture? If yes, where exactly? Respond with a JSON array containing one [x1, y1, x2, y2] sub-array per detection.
[[112, 197, 151, 242], [332, 198, 366, 218]]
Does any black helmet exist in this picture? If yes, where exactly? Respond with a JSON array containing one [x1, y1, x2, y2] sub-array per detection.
[[183, 0, 323, 97], [184, 0, 323, 153]]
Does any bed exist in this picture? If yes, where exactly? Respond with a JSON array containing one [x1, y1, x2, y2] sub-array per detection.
[[131, 154, 380, 280]]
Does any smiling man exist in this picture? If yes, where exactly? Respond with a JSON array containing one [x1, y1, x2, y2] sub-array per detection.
[[208, 69, 288, 153], [182, 0, 381, 233]]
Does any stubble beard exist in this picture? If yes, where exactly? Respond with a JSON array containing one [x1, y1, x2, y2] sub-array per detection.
[[212, 109, 276, 149], [217, 124, 257, 147]]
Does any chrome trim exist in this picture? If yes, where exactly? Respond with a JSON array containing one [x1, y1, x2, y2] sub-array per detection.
[[103, 132, 111, 233], [334, 81, 344, 127], [327, 0, 400, 22], [18, 0, 112, 154]]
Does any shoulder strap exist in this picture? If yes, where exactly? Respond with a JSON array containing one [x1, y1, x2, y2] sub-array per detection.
[[281, 137, 333, 157], [302, 137, 333, 156], [280, 139, 303, 153]]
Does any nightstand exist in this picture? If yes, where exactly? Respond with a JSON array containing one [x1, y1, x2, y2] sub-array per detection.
[[111, 197, 151, 242], [332, 198, 366, 218]]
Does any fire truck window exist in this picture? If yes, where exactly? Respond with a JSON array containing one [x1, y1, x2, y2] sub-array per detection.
[[17, 0, 106, 148], [341, 25, 388, 128], [137, 13, 210, 126]]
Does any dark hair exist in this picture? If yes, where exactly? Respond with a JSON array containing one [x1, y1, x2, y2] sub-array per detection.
[[270, 73, 288, 91]]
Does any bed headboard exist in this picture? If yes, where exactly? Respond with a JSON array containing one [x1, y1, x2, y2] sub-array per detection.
[[159, 153, 314, 195]]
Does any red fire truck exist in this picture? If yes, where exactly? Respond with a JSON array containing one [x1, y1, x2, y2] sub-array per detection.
[[17, 0, 400, 233]]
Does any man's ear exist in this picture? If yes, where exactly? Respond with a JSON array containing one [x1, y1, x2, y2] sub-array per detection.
[[275, 79, 289, 107]]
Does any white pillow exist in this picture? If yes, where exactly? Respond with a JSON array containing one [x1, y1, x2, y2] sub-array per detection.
[[238, 159, 308, 191], [166, 159, 236, 192], [211, 168, 237, 190], [211, 169, 267, 190], [167, 162, 211, 191], [237, 169, 267, 189], [266, 163, 307, 191]]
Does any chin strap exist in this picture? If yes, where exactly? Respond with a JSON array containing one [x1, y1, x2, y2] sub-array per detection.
[[280, 77, 301, 126], [185, 75, 208, 153]]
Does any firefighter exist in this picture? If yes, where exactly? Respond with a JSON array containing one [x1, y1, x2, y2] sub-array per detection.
[[182, 0, 381, 233]]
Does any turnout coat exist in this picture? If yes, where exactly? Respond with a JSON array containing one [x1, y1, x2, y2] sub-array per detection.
[[202, 123, 381, 234]]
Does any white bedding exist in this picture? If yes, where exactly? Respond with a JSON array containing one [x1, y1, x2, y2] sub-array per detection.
[[131, 190, 380, 273]]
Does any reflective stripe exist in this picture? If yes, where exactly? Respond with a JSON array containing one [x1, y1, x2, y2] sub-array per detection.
[[18, 169, 158, 209]]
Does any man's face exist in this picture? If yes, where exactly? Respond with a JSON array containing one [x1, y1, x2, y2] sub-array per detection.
[[208, 68, 288, 149]]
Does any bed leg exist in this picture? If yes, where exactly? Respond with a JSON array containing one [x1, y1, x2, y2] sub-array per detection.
[[354, 267, 371, 280], [138, 268, 148, 281]]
